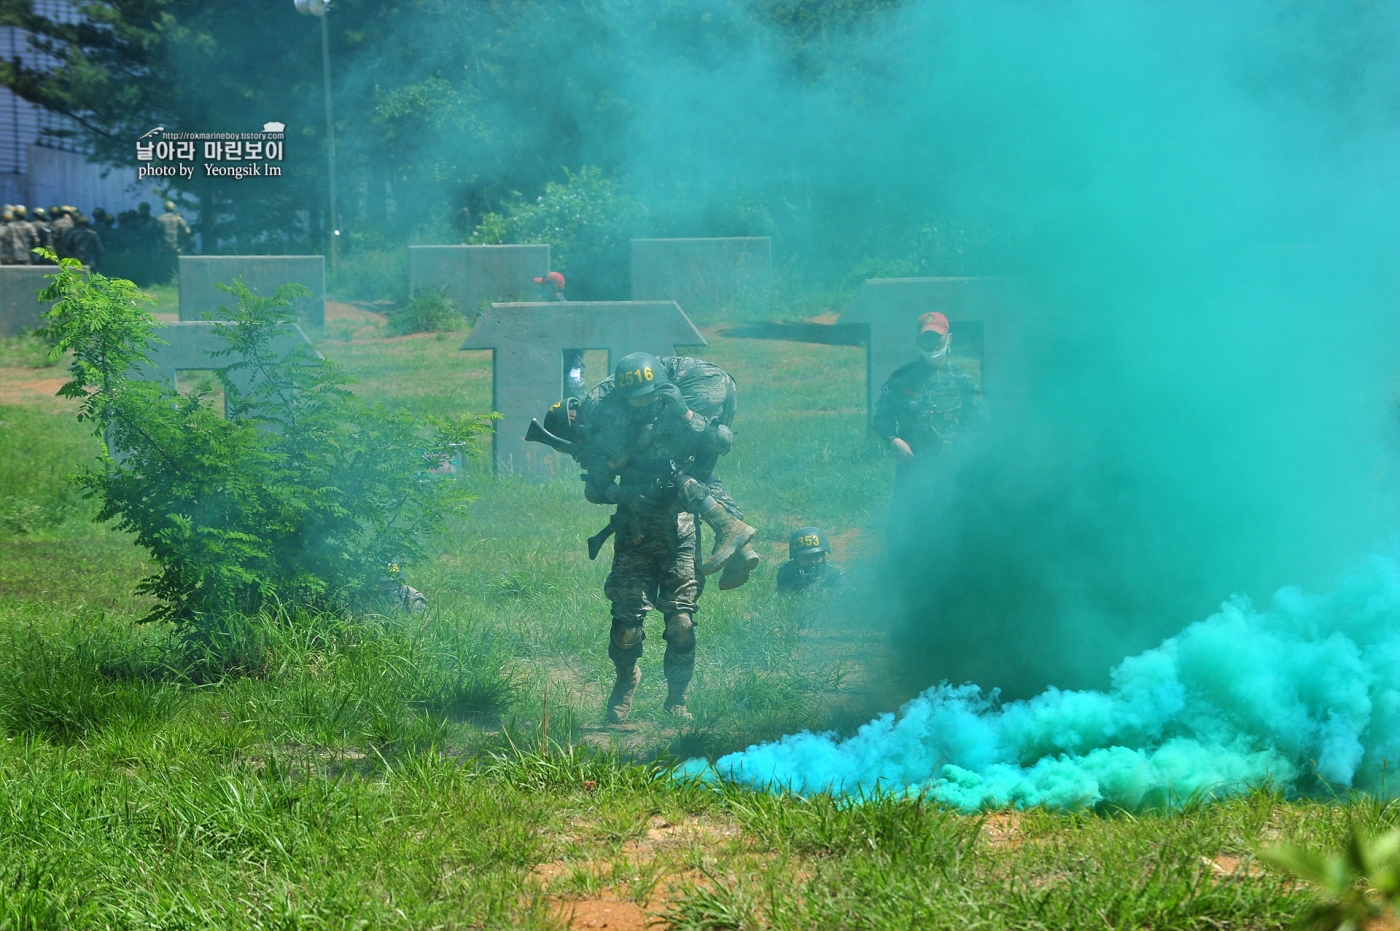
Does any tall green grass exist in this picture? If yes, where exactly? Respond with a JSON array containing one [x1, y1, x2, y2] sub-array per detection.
[[0, 329, 1371, 929]]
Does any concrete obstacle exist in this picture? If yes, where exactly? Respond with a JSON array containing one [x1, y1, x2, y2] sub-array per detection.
[[103, 320, 320, 458], [0, 265, 60, 337], [461, 301, 706, 478], [630, 237, 771, 313], [838, 277, 1030, 427], [178, 256, 325, 329], [132, 320, 320, 390], [409, 245, 550, 318]]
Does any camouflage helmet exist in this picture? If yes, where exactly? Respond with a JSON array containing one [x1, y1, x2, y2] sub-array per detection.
[[789, 527, 830, 560], [612, 351, 667, 399], [1, 209, 13, 222], [31, 207, 46, 221], [164, 200, 176, 212], [12, 205, 25, 217]]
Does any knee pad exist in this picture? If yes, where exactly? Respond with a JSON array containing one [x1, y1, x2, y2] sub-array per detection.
[[662, 613, 695, 652], [611, 624, 645, 651]]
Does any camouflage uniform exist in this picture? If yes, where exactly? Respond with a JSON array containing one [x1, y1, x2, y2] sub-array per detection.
[[0, 214, 16, 265], [578, 356, 748, 557], [49, 210, 74, 255], [65, 220, 104, 269], [874, 358, 989, 486], [8, 214, 37, 264], [776, 558, 846, 593], [579, 384, 707, 720]]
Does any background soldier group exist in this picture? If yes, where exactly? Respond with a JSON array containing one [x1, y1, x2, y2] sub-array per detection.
[[0, 200, 190, 280]]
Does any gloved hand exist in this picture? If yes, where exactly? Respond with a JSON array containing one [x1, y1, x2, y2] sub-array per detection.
[[706, 423, 733, 454], [652, 381, 690, 419]]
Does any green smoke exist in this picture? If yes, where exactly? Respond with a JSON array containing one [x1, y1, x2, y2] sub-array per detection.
[[374, 1, 1400, 725], [695, 552, 1400, 810]]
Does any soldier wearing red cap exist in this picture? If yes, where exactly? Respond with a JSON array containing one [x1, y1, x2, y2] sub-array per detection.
[[537, 271, 588, 398], [874, 311, 988, 482]]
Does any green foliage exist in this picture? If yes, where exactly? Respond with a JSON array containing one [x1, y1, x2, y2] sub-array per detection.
[[0, 306, 1379, 930], [387, 286, 464, 336], [34, 254, 493, 625], [1262, 825, 1400, 931], [0, 405, 93, 535], [471, 166, 636, 299], [331, 240, 409, 304]]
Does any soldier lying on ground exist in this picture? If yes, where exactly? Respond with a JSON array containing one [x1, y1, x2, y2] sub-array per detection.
[[775, 526, 846, 594]]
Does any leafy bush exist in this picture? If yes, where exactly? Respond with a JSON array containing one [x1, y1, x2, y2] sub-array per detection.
[[35, 251, 495, 626], [470, 165, 634, 300], [387, 287, 463, 335]]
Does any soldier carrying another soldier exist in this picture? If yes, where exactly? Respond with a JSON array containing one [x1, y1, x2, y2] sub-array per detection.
[[533, 352, 758, 724]]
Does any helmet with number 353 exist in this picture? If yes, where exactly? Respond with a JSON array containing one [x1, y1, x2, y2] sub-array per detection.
[[612, 352, 666, 399], [789, 527, 830, 559]]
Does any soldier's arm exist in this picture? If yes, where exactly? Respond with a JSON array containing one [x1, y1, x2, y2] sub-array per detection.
[[583, 469, 622, 505], [873, 380, 904, 445]]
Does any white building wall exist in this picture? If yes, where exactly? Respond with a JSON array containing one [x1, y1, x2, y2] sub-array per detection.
[[0, 2, 158, 218]]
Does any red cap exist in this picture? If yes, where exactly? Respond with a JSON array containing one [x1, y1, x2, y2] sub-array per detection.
[[917, 311, 949, 335], [533, 271, 565, 289]]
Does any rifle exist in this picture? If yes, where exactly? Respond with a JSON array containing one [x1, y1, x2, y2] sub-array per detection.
[[587, 513, 619, 560]]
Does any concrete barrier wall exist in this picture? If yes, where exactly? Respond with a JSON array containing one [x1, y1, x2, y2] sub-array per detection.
[[630, 237, 771, 312], [178, 255, 325, 328], [409, 245, 550, 316], [461, 301, 706, 478], [0, 264, 59, 337]]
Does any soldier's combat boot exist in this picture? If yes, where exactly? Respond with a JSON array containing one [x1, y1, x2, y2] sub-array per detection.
[[663, 614, 696, 720], [698, 497, 756, 576], [718, 543, 761, 591], [605, 663, 641, 725]]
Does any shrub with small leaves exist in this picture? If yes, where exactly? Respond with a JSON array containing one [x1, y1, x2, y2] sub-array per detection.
[[387, 287, 463, 335], [35, 250, 496, 626]]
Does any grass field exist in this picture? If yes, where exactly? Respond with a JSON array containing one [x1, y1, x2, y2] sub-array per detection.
[[0, 315, 1373, 930]]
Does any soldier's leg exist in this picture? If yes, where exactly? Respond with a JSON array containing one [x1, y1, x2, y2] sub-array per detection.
[[677, 476, 755, 576], [702, 477, 761, 591], [657, 514, 700, 718], [601, 530, 660, 724]]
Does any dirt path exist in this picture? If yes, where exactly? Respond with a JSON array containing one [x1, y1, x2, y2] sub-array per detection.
[[0, 369, 69, 408]]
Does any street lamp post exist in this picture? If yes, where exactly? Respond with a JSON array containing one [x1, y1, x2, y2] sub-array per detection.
[[295, 0, 337, 274]]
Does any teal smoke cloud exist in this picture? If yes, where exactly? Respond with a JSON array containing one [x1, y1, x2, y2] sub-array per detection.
[[694, 554, 1400, 811]]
